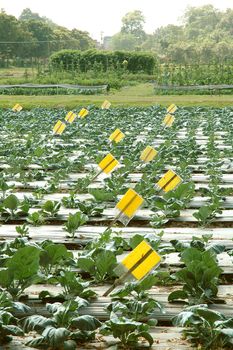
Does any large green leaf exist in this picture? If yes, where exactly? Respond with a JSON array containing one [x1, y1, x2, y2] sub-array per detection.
[[42, 326, 70, 346], [77, 257, 95, 274], [7, 246, 40, 280], [40, 242, 73, 268], [95, 250, 117, 279], [2, 324, 24, 336], [173, 310, 198, 327], [195, 307, 223, 325], [3, 194, 19, 211], [137, 331, 154, 346], [168, 290, 188, 302], [71, 315, 101, 331], [23, 315, 55, 333], [0, 269, 13, 288]]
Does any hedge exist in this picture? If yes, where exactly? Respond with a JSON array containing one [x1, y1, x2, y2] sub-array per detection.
[[49, 49, 156, 74]]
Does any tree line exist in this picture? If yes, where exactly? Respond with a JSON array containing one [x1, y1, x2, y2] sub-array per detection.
[[110, 5, 233, 64], [0, 8, 95, 61], [0, 5, 233, 65]]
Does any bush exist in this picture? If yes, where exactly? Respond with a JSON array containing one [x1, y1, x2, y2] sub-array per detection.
[[50, 49, 156, 75]]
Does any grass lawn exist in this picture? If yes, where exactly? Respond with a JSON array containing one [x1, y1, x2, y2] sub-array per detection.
[[0, 83, 233, 108]]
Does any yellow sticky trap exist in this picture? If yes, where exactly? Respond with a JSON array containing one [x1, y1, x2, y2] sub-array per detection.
[[53, 120, 66, 135], [98, 153, 119, 174], [140, 146, 157, 163], [116, 188, 144, 225], [12, 104, 23, 112], [121, 240, 161, 280], [167, 104, 177, 114], [109, 129, 125, 143], [163, 114, 175, 127], [78, 108, 89, 118], [101, 100, 111, 109], [156, 169, 182, 193], [65, 111, 77, 124]]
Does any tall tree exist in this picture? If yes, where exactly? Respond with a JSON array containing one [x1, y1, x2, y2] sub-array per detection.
[[19, 8, 41, 21], [110, 33, 138, 51], [23, 20, 54, 58], [111, 10, 147, 51], [0, 12, 34, 59], [121, 10, 145, 39]]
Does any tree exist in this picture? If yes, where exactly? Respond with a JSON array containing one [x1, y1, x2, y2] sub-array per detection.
[[121, 10, 146, 42], [182, 5, 221, 39], [111, 10, 147, 51], [0, 12, 34, 59], [110, 32, 138, 51], [19, 8, 41, 21], [23, 20, 55, 58], [70, 29, 95, 50], [214, 41, 233, 62], [217, 8, 233, 35], [153, 25, 184, 50], [19, 8, 57, 27], [199, 41, 215, 63]]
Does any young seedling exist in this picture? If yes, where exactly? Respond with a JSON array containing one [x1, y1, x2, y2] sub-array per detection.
[[63, 212, 88, 239]]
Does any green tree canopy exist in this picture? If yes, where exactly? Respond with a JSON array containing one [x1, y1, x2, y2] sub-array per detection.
[[0, 8, 95, 60], [111, 10, 146, 51]]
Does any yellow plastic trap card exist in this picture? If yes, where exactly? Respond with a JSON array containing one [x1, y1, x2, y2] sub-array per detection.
[[116, 188, 144, 225], [53, 120, 66, 135], [101, 100, 111, 109], [155, 169, 182, 193], [109, 129, 125, 143], [140, 146, 157, 163], [12, 104, 23, 112], [78, 108, 89, 119], [65, 111, 77, 124], [98, 153, 119, 174]]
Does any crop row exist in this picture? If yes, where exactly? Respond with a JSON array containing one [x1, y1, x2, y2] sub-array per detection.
[[0, 106, 233, 349]]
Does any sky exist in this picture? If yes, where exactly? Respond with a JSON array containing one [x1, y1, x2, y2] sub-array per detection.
[[0, 0, 232, 41]]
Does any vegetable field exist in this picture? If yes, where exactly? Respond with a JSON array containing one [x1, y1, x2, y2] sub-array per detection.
[[0, 105, 233, 349]]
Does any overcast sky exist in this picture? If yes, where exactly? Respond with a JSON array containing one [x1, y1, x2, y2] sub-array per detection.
[[0, 0, 232, 40]]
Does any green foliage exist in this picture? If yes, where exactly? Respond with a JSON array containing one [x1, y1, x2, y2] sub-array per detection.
[[111, 274, 160, 299], [89, 188, 115, 202], [168, 247, 222, 305], [150, 182, 195, 227], [193, 203, 222, 227], [0, 291, 27, 344], [77, 249, 117, 283], [0, 10, 94, 62], [24, 299, 101, 349], [0, 309, 23, 344], [50, 49, 156, 75], [171, 234, 225, 255], [106, 299, 162, 322], [54, 270, 96, 300], [0, 87, 106, 96], [0, 246, 41, 299], [15, 223, 30, 238], [41, 200, 61, 217], [173, 305, 233, 349], [0, 194, 29, 220], [62, 195, 104, 216], [100, 312, 154, 347], [63, 212, 88, 239], [0, 178, 14, 199], [39, 241, 73, 276], [26, 210, 46, 226], [85, 228, 129, 254]]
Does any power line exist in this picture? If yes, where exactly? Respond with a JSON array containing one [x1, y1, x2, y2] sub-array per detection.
[[0, 39, 81, 44]]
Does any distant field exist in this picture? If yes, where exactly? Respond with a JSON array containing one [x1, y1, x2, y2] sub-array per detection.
[[0, 84, 233, 108]]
